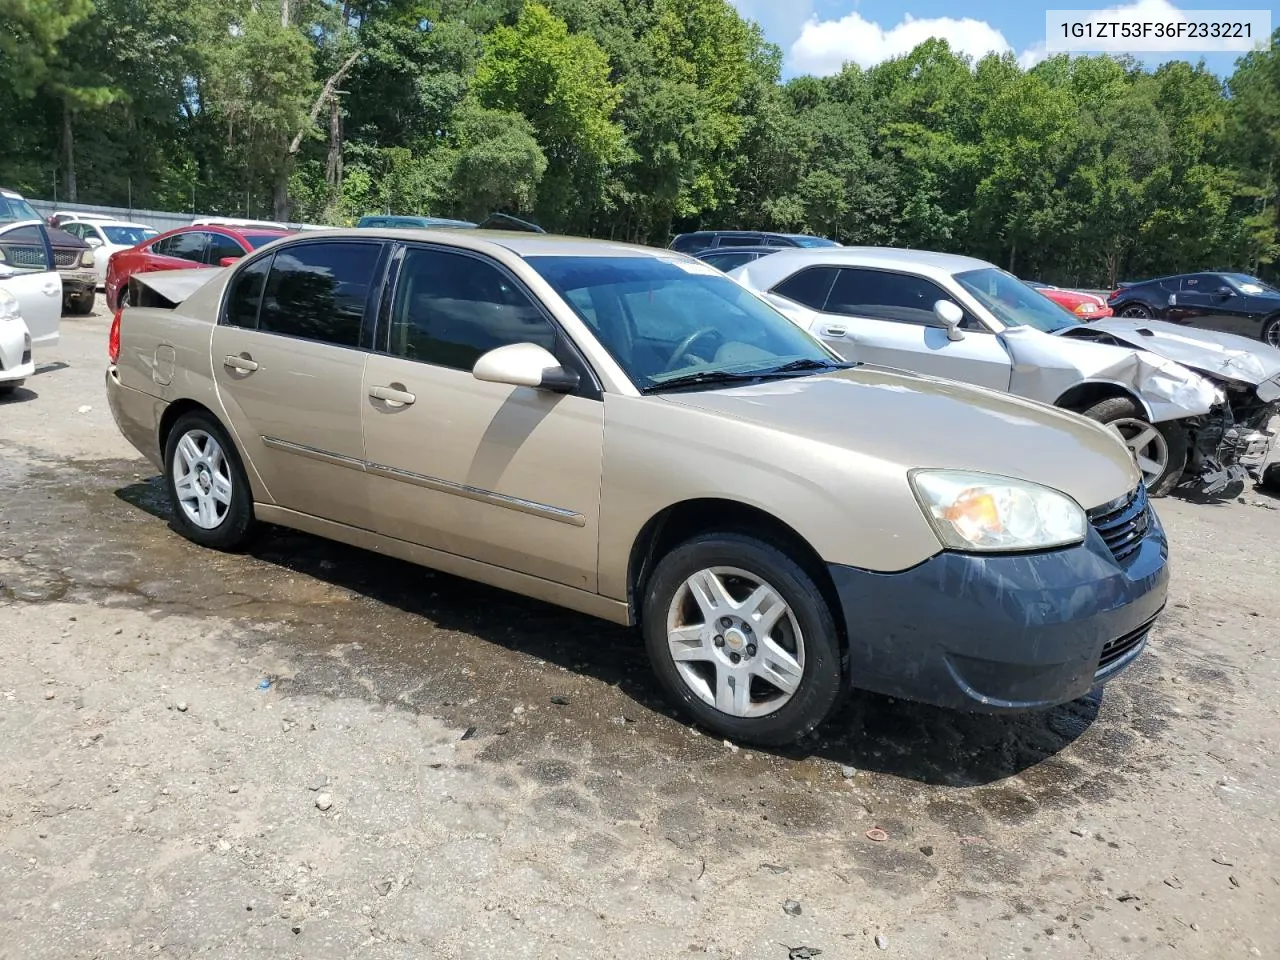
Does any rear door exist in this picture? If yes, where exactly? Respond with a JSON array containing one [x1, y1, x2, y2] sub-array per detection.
[[810, 267, 1011, 390], [0, 225, 62, 345], [360, 243, 604, 590], [210, 239, 386, 529], [204, 231, 249, 267]]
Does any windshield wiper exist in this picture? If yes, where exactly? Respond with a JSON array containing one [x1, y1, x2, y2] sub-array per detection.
[[764, 357, 854, 374], [644, 359, 853, 394], [643, 369, 774, 394]]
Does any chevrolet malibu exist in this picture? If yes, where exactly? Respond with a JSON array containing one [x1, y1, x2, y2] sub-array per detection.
[[106, 231, 1169, 745]]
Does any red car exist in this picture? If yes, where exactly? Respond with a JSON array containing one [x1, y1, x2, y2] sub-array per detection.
[[1030, 283, 1113, 320], [106, 224, 290, 309]]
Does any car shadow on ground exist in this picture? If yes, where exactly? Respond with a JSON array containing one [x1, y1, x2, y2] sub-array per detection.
[[35, 360, 71, 376], [0, 385, 38, 404], [115, 478, 1101, 787]]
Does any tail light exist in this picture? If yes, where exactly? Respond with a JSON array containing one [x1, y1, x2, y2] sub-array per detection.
[[108, 307, 122, 364], [1108, 289, 1122, 301]]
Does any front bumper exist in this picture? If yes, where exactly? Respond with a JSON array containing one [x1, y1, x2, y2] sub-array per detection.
[[829, 502, 1168, 711], [60, 271, 97, 299]]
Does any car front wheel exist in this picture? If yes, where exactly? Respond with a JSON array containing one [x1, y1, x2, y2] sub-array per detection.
[[163, 410, 256, 550], [1080, 396, 1187, 497], [642, 532, 844, 746], [1262, 315, 1280, 349], [1118, 302, 1153, 320]]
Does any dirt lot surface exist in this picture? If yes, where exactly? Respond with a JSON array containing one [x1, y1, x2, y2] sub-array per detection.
[[2, 311, 1279, 960]]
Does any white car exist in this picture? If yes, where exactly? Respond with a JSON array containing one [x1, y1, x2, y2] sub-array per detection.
[[0, 220, 63, 395], [0, 287, 34, 395], [60, 219, 158, 288], [732, 247, 1280, 498]]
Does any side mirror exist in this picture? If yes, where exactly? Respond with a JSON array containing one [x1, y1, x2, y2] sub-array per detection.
[[219, 256, 242, 267], [933, 300, 966, 341], [472, 342, 579, 393], [85, 236, 103, 248], [1217, 285, 1235, 297]]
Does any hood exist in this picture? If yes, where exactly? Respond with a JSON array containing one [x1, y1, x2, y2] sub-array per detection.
[[1072, 318, 1280, 387], [663, 365, 1140, 511]]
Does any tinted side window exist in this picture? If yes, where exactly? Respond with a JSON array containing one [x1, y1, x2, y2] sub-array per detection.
[[670, 234, 710, 254], [386, 247, 555, 371], [702, 251, 757, 272], [149, 235, 173, 256], [165, 231, 208, 263], [772, 266, 839, 310], [224, 255, 272, 329], [827, 268, 952, 326], [206, 232, 246, 265], [259, 241, 380, 347], [715, 234, 762, 248]]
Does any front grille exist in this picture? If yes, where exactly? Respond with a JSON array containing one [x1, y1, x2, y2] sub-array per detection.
[[53, 249, 80, 268], [0, 244, 48, 268], [1095, 612, 1158, 676], [1087, 485, 1151, 563]]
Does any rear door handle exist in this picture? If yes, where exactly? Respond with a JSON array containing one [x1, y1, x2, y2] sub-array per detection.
[[824, 325, 847, 337], [369, 384, 416, 406], [223, 355, 259, 373]]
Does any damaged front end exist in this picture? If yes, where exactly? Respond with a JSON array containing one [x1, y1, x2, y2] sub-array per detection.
[[1177, 379, 1280, 499]]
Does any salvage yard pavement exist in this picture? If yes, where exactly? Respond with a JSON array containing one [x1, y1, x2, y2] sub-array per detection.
[[1, 309, 1278, 959]]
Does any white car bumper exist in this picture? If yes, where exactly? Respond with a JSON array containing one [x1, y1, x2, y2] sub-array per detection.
[[0, 318, 34, 384]]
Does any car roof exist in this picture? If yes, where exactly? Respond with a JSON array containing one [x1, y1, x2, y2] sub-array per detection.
[[730, 245, 997, 291], [696, 246, 779, 256], [276, 227, 675, 259], [73, 219, 152, 229]]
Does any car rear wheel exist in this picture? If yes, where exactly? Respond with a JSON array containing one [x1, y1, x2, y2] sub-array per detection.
[[0, 382, 20, 397], [1118, 303, 1153, 319], [1080, 396, 1187, 497], [642, 532, 844, 746], [163, 410, 256, 550], [1262, 316, 1280, 348], [67, 292, 94, 316]]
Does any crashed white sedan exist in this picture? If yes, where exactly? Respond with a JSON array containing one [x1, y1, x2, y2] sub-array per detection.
[[733, 248, 1280, 497]]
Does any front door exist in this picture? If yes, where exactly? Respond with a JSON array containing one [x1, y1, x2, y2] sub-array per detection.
[[210, 239, 385, 529], [1169, 274, 1265, 338], [360, 244, 604, 592], [817, 267, 1012, 391], [0, 224, 61, 345]]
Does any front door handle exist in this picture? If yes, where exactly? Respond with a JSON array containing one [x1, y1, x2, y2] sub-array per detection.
[[223, 354, 259, 373], [824, 325, 847, 337], [369, 384, 416, 407]]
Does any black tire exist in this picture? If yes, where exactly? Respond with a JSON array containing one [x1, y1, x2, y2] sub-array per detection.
[[1261, 315, 1280, 349], [1260, 462, 1280, 494], [67, 292, 95, 316], [1118, 302, 1153, 320], [0, 382, 19, 397], [163, 409, 256, 550], [1079, 396, 1187, 498], [641, 531, 844, 746]]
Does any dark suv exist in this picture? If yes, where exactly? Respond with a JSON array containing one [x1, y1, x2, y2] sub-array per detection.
[[0, 187, 97, 314], [669, 230, 839, 255]]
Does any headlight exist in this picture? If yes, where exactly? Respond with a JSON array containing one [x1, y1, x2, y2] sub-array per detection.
[[910, 470, 1087, 552], [80, 250, 96, 267], [0, 289, 18, 321]]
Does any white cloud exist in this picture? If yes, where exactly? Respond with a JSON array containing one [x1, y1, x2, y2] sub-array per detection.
[[1018, 41, 1049, 70], [790, 12, 1015, 75]]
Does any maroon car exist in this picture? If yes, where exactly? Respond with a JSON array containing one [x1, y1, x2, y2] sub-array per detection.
[[105, 224, 290, 310]]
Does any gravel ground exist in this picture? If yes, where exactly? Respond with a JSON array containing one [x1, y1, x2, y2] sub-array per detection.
[[1, 311, 1278, 960]]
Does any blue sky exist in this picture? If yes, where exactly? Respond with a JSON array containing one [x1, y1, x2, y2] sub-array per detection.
[[729, 0, 1266, 77]]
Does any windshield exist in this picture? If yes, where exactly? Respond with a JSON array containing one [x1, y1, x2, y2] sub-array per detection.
[[243, 233, 285, 249], [955, 267, 1081, 333], [0, 194, 41, 225], [527, 255, 840, 391], [103, 225, 157, 245], [1223, 273, 1278, 296], [791, 236, 839, 248]]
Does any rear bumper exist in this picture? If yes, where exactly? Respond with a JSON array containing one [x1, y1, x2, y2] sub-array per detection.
[[106, 367, 166, 470], [828, 509, 1169, 711]]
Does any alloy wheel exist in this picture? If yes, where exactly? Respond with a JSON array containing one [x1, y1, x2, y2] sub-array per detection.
[[172, 429, 233, 529], [1108, 418, 1169, 488], [665, 566, 805, 718], [1119, 304, 1151, 319]]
